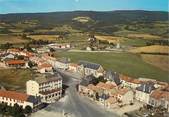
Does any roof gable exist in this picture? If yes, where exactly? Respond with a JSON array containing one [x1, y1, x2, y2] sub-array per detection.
[[136, 82, 155, 93], [79, 60, 101, 70]]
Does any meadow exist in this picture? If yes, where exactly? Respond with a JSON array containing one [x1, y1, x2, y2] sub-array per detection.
[[0, 69, 33, 91], [141, 54, 169, 72], [129, 45, 169, 54], [0, 35, 29, 44], [57, 51, 169, 82]]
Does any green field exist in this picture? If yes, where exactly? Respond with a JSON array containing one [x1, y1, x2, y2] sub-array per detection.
[[57, 52, 169, 82], [0, 69, 33, 91]]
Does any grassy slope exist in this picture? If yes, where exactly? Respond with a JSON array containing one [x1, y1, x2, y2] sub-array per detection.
[[141, 54, 169, 72], [57, 52, 169, 82], [0, 35, 29, 44], [129, 45, 169, 54], [0, 69, 33, 91]]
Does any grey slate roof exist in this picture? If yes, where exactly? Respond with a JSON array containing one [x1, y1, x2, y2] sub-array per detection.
[[80, 75, 95, 86], [34, 73, 62, 84], [27, 96, 41, 105], [79, 60, 101, 70], [136, 82, 155, 94], [105, 70, 121, 85]]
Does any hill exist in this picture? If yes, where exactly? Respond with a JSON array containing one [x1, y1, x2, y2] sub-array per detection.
[[0, 10, 168, 36]]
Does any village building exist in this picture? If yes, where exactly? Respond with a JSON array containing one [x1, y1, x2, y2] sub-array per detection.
[[116, 88, 134, 105], [19, 51, 34, 58], [120, 75, 141, 89], [105, 97, 117, 108], [41, 53, 56, 67], [29, 56, 44, 66], [78, 60, 104, 78], [68, 63, 79, 72], [96, 82, 116, 95], [0, 90, 41, 109], [48, 43, 71, 49], [7, 48, 21, 55], [5, 60, 28, 68], [87, 84, 101, 98], [135, 82, 155, 104], [108, 87, 134, 105], [78, 75, 96, 95], [149, 90, 169, 112], [26, 73, 62, 103], [1, 53, 15, 61], [38, 63, 53, 73], [37, 47, 50, 53], [54, 58, 70, 70], [96, 82, 115, 104], [105, 70, 121, 86]]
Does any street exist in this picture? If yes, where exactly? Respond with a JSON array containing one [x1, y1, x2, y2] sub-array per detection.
[[32, 70, 119, 117]]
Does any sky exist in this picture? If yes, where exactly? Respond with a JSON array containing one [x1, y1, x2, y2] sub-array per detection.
[[0, 0, 168, 14]]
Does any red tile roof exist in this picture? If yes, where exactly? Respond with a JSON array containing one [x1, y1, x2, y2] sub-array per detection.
[[38, 63, 52, 69], [120, 74, 141, 84], [24, 51, 34, 57], [8, 48, 20, 52], [120, 75, 132, 82], [106, 97, 117, 104], [87, 84, 99, 92], [96, 82, 116, 90], [6, 60, 25, 65], [69, 63, 79, 67], [150, 90, 169, 101], [130, 79, 141, 84], [0, 90, 29, 102], [118, 88, 130, 95]]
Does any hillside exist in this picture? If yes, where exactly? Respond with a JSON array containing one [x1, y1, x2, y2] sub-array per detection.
[[0, 10, 168, 36], [129, 45, 169, 54]]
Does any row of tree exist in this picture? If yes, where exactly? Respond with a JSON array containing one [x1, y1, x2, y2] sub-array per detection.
[[0, 42, 13, 49], [0, 103, 32, 117], [146, 40, 169, 46], [30, 40, 52, 45]]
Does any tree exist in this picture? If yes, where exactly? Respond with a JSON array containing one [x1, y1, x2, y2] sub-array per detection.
[[15, 113, 25, 117], [0, 42, 13, 50], [0, 103, 7, 115], [24, 44, 33, 52], [24, 106, 32, 115], [50, 48, 55, 52], [28, 61, 34, 68], [16, 55, 25, 60], [12, 104, 23, 116], [95, 92, 99, 101]]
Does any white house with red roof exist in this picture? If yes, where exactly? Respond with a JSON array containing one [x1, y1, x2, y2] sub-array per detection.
[[5, 60, 28, 68], [38, 63, 53, 73], [0, 90, 40, 109]]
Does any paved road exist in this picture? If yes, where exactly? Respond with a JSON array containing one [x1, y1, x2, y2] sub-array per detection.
[[62, 84, 118, 117], [58, 70, 118, 117], [32, 70, 119, 117]]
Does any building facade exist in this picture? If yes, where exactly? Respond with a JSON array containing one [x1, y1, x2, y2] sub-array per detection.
[[26, 74, 62, 103], [135, 82, 155, 104], [0, 90, 40, 109], [78, 61, 104, 78], [149, 90, 169, 112]]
